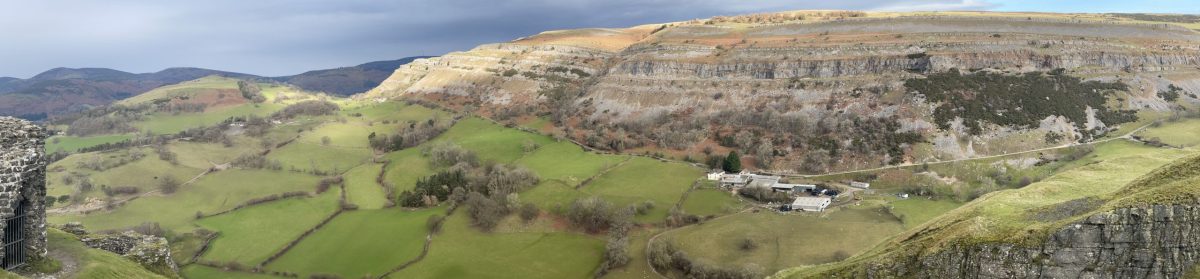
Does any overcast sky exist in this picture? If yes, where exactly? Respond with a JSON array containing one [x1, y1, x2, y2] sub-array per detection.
[[0, 0, 1195, 78]]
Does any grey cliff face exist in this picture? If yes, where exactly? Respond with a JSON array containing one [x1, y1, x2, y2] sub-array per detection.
[[862, 204, 1200, 279]]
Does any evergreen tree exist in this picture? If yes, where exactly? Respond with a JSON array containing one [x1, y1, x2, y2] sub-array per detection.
[[723, 151, 742, 172]]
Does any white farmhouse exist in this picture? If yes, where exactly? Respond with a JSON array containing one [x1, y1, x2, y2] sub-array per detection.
[[706, 170, 726, 181]]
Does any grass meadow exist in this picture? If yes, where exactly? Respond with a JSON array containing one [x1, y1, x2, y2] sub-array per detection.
[[46, 134, 134, 153], [343, 163, 390, 209], [385, 213, 604, 279], [51, 169, 322, 231], [266, 208, 441, 278], [663, 207, 907, 273], [196, 191, 340, 265]]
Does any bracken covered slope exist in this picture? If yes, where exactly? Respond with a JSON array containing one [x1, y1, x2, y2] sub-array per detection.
[[366, 11, 1200, 173]]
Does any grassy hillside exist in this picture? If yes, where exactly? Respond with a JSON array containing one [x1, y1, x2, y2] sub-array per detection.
[[777, 139, 1198, 277], [41, 71, 1200, 279]]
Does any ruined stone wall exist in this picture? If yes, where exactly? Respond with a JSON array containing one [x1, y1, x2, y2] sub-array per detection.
[[0, 117, 47, 263]]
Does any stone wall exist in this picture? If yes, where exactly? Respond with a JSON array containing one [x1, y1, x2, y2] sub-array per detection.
[[0, 116, 47, 265]]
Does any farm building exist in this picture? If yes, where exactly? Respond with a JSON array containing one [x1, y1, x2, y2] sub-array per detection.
[[706, 170, 725, 181], [850, 181, 871, 189], [746, 176, 780, 188], [791, 196, 832, 212], [719, 174, 749, 187], [0, 117, 47, 269], [771, 183, 817, 193]]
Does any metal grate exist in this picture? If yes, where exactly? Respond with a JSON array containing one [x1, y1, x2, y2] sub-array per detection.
[[2, 200, 28, 270]]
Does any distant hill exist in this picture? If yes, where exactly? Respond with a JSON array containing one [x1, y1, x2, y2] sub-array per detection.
[[0, 67, 257, 120], [0, 57, 427, 119], [272, 56, 431, 96]]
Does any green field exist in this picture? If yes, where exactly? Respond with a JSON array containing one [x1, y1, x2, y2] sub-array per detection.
[[664, 207, 907, 273], [381, 148, 433, 193], [46, 134, 134, 153], [386, 213, 605, 279], [888, 198, 963, 228], [433, 118, 556, 163], [117, 76, 241, 106], [342, 102, 449, 123], [583, 158, 702, 222], [196, 191, 339, 265], [1136, 119, 1200, 148], [296, 121, 401, 149], [267, 208, 441, 278], [680, 187, 743, 217], [515, 141, 628, 187], [134, 103, 284, 135], [267, 141, 371, 173], [52, 169, 322, 231], [46, 148, 203, 199], [168, 140, 260, 169], [522, 157, 700, 223], [344, 163, 390, 209], [181, 265, 278, 279]]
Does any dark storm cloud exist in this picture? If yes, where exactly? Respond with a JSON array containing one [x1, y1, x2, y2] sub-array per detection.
[[0, 0, 998, 78]]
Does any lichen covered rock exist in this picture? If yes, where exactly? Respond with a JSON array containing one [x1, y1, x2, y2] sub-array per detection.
[[81, 231, 178, 277]]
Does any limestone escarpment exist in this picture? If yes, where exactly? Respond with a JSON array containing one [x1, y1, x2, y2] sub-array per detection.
[[854, 204, 1200, 279], [367, 12, 1200, 172]]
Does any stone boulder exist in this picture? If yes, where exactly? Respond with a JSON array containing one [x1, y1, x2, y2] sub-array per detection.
[[60, 222, 87, 236], [81, 231, 178, 276]]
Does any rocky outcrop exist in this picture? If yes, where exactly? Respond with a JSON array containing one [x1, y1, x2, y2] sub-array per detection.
[[860, 204, 1200, 279], [81, 231, 178, 276]]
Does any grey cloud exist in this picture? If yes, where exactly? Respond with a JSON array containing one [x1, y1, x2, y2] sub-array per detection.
[[0, 0, 992, 78]]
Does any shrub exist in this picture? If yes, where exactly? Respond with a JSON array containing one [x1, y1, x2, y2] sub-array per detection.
[[464, 192, 507, 231], [905, 70, 1134, 135], [158, 176, 180, 194], [231, 154, 283, 170], [316, 176, 342, 194], [424, 143, 478, 168], [665, 208, 701, 227], [738, 238, 758, 251], [103, 186, 139, 196], [595, 224, 631, 277], [371, 119, 453, 152], [566, 197, 617, 233], [273, 100, 339, 119], [519, 203, 539, 222], [427, 214, 445, 234]]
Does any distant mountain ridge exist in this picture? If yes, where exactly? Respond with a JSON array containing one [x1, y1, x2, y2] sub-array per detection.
[[272, 56, 432, 96], [0, 57, 428, 119]]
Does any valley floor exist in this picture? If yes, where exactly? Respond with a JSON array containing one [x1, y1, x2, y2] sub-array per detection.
[[40, 95, 1200, 279]]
